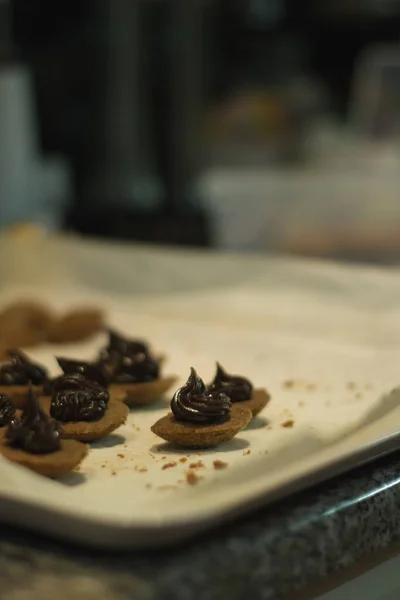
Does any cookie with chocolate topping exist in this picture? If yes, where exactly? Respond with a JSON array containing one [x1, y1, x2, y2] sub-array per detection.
[[0, 389, 88, 477], [151, 368, 252, 448], [41, 374, 127, 442], [99, 330, 176, 407], [208, 363, 270, 418], [0, 349, 48, 408]]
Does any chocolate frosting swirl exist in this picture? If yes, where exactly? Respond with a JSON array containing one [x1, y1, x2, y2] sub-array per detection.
[[56, 357, 109, 388], [51, 389, 107, 422], [0, 394, 15, 427], [0, 350, 47, 386], [99, 329, 148, 362], [171, 367, 231, 423], [6, 389, 61, 454], [45, 373, 109, 403], [111, 352, 160, 384], [208, 363, 253, 403]]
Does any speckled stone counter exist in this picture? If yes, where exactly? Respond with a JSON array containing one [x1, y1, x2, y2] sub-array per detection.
[[1, 452, 400, 600]]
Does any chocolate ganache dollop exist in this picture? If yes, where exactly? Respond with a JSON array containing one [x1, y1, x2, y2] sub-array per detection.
[[51, 388, 107, 422], [99, 329, 148, 362], [171, 367, 231, 424], [6, 389, 61, 454], [0, 350, 47, 386], [208, 363, 253, 403], [56, 357, 109, 388], [111, 352, 160, 384], [0, 394, 15, 426], [46, 373, 109, 402]]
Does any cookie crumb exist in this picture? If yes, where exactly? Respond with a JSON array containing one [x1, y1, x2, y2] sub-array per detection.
[[213, 460, 228, 470], [307, 383, 316, 391], [112, 470, 117, 476], [282, 420, 294, 428], [347, 382, 356, 391], [179, 457, 187, 463], [189, 460, 205, 469], [355, 392, 363, 399], [298, 401, 305, 407], [117, 453, 125, 459], [138, 467, 147, 473], [162, 461, 177, 470], [161, 456, 167, 460], [101, 464, 106, 468], [243, 449, 251, 456], [283, 379, 295, 389], [186, 471, 202, 486], [158, 485, 177, 492], [145, 483, 152, 489]]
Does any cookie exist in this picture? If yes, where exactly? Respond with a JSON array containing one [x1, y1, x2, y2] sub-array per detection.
[[0, 439, 89, 478], [0, 350, 48, 408], [0, 388, 88, 477], [151, 368, 252, 448], [151, 404, 252, 449], [40, 397, 128, 442], [239, 388, 270, 417], [109, 375, 178, 407], [47, 308, 104, 343], [208, 363, 270, 417], [0, 301, 53, 347]]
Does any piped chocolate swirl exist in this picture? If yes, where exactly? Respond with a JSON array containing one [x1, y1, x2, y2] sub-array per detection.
[[0, 350, 47, 386], [99, 329, 148, 362], [0, 394, 15, 426], [171, 367, 231, 424], [51, 389, 107, 422], [56, 357, 109, 388], [208, 363, 253, 403], [6, 389, 61, 454]]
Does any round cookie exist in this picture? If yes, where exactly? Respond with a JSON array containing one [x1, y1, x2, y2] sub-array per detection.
[[40, 397, 128, 442], [151, 404, 252, 449], [0, 439, 89, 478]]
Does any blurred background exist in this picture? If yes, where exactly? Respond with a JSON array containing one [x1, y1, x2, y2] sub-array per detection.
[[2, 0, 400, 262]]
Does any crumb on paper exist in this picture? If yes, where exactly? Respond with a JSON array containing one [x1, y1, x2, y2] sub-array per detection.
[[346, 382, 356, 391], [134, 466, 148, 473], [243, 449, 251, 456], [186, 471, 203, 486], [101, 464, 106, 468], [124, 444, 128, 449], [162, 461, 177, 470], [117, 453, 125, 459], [112, 470, 117, 476], [179, 457, 187, 463], [265, 450, 269, 455], [161, 456, 167, 460], [298, 401, 305, 407], [283, 379, 295, 389], [282, 420, 294, 428], [355, 392, 363, 399], [213, 460, 228, 470], [157, 485, 177, 492], [189, 460, 205, 469], [145, 483, 153, 489], [307, 383, 316, 391]]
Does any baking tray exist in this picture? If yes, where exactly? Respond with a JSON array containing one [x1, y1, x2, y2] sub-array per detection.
[[0, 286, 400, 549]]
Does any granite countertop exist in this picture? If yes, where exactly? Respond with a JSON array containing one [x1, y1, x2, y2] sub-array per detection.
[[2, 237, 400, 599], [0, 452, 399, 600]]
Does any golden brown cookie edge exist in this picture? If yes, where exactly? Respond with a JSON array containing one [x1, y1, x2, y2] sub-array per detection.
[[0, 439, 89, 478], [151, 403, 252, 448]]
